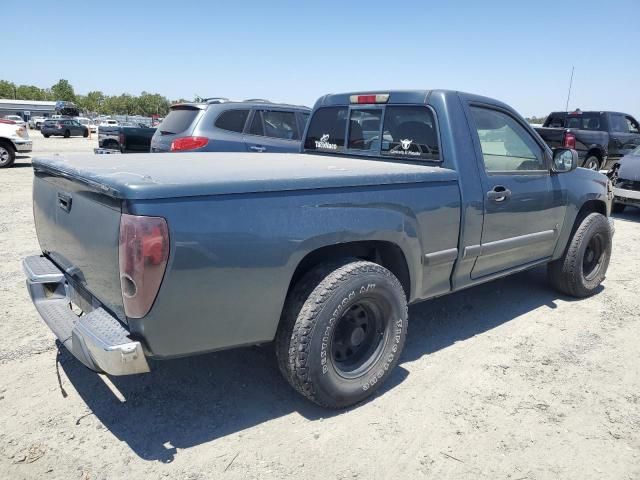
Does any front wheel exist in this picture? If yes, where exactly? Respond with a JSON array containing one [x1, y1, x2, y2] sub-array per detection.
[[83, 129, 89, 138], [43, 134, 50, 138], [276, 260, 408, 408], [0, 143, 16, 168], [64, 130, 70, 138], [548, 212, 612, 297], [583, 156, 601, 171]]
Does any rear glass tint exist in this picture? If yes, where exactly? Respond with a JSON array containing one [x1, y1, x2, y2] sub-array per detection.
[[381, 106, 440, 160], [215, 109, 250, 133], [160, 108, 200, 135], [348, 109, 382, 151], [304, 107, 348, 151]]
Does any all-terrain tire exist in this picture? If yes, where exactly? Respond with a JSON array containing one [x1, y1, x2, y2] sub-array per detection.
[[612, 203, 626, 214], [548, 212, 612, 297], [0, 142, 16, 168], [275, 260, 408, 408]]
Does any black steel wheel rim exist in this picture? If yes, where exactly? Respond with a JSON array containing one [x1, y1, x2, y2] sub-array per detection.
[[583, 232, 605, 280], [330, 297, 389, 379]]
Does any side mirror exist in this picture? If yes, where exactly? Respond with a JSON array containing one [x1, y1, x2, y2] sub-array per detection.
[[552, 148, 578, 173]]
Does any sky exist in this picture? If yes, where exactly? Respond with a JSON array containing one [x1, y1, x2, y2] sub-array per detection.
[[3, 0, 639, 117]]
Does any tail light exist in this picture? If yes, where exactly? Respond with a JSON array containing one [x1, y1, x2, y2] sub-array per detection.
[[563, 132, 576, 149], [119, 214, 170, 318], [170, 136, 209, 151]]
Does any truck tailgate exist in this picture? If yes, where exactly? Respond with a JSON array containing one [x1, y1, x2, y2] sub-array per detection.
[[32, 169, 125, 321]]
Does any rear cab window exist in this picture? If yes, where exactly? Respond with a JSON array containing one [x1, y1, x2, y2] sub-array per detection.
[[160, 107, 201, 135], [304, 103, 440, 161]]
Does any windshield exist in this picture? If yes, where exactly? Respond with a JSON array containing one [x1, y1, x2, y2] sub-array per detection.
[[160, 107, 200, 135]]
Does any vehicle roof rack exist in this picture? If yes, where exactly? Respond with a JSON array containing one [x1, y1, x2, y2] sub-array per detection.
[[244, 99, 271, 103]]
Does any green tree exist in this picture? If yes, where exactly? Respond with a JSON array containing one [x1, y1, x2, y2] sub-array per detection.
[[15, 85, 48, 101], [50, 79, 76, 101], [0, 80, 16, 99]]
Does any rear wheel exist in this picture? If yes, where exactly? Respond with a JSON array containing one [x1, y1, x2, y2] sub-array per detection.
[[612, 203, 626, 214], [584, 156, 601, 171], [64, 130, 70, 138], [0, 143, 15, 168], [548, 212, 612, 297], [83, 129, 89, 138], [276, 260, 408, 408], [43, 134, 50, 138]]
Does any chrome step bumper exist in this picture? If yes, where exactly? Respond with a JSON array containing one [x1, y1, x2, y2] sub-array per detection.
[[23, 255, 149, 375]]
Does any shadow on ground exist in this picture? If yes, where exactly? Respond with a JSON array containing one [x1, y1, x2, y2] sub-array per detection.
[[612, 208, 640, 222], [61, 265, 579, 462]]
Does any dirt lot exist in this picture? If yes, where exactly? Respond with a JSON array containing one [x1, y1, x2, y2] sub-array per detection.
[[1, 133, 639, 479]]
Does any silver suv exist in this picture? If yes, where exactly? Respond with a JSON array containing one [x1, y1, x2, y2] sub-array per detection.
[[150, 99, 310, 153]]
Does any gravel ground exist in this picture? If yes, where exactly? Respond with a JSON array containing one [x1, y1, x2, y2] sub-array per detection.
[[1, 132, 639, 479]]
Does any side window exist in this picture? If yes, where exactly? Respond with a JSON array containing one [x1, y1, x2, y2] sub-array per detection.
[[470, 106, 545, 172], [260, 110, 299, 140], [214, 109, 250, 133], [610, 114, 628, 133], [304, 107, 348, 151], [625, 116, 640, 134], [381, 106, 440, 160], [348, 109, 382, 151]]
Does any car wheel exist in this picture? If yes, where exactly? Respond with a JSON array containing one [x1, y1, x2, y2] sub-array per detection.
[[43, 134, 50, 138], [83, 129, 89, 138], [64, 130, 70, 138], [276, 259, 408, 408], [612, 203, 626, 214], [0, 143, 16, 168], [583, 156, 601, 171], [548, 212, 612, 298]]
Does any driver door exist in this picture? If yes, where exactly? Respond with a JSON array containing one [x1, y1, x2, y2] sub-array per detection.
[[467, 105, 566, 279]]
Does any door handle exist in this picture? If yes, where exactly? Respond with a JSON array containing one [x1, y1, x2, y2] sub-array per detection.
[[57, 192, 72, 212], [249, 145, 266, 152], [487, 185, 511, 203]]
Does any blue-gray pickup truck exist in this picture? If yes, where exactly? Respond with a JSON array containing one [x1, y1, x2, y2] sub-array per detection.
[[23, 90, 614, 408]]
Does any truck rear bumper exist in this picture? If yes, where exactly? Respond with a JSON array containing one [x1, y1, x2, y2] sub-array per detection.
[[23, 255, 149, 376]]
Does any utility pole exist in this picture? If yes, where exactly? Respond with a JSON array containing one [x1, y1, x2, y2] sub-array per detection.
[[564, 66, 575, 111]]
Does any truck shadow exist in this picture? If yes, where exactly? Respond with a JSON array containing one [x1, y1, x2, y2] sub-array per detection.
[[612, 209, 640, 222], [60, 265, 584, 463]]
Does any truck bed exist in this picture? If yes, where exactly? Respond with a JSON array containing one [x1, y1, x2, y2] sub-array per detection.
[[32, 152, 457, 199]]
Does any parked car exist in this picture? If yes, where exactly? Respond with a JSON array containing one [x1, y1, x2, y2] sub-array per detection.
[[75, 117, 97, 133], [54, 101, 80, 118], [150, 99, 310, 153], [23, 89, 614, 408], [534, 110, 640, 171], [3, 115, 26, 127], [29, 116, 47, 130], [41, 119, 89, 138], [98, 124, 156, 153], [0, 119, 32, 168], [610, 145, 640, 212]]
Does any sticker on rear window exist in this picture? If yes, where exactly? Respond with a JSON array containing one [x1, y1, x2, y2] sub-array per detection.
[[315, 134, 338, 150], [387, 138, 421, 157]]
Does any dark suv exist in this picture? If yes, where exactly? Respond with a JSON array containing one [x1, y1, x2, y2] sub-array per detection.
[[41, 119, 89, 138], [150, 99, 310, 153]]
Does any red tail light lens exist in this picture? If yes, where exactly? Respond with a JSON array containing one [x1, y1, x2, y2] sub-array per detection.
[[563, 132, 576, 149], [170, 136, 209, 151], [119, 214, 170, 318], [349, 93, 390, 104]]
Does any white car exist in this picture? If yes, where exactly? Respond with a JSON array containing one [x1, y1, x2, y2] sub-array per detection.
[[0, 120, 32, 168], [76, 117, 98, 133], [29, 116, 47, 129], [3, 115, 26, 127]]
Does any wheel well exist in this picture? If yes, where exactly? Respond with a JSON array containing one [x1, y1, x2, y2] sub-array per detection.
[[578, 200, 606, 219], [0, 138, 15, 151], [586, 148, 603, 163], [288, 241, 411, 300]]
